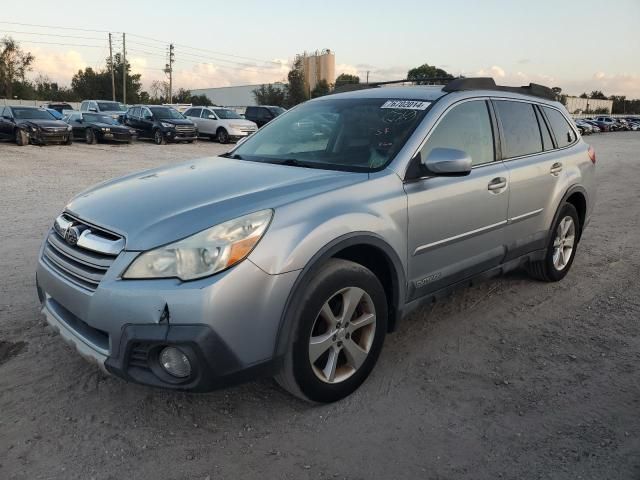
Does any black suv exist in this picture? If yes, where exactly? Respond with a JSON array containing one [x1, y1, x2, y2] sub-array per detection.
[[0, 105, 72, 145], [64, 112, 136, 144], [125, 105, 197, 145], [244, 105, 286, 128]]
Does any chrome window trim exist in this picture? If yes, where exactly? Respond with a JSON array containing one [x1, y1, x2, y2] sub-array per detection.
[[414, 219, 508, 255]]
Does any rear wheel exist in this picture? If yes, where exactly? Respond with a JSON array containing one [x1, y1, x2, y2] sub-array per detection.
[[217, 128, 229, 144], [85, 129, 96, 144], [276, 259, 387, 403], [15, 128, 28, 146], [527, 203, 580, 282], [154, 129, 166, 145], [65, 134, 73, 145]]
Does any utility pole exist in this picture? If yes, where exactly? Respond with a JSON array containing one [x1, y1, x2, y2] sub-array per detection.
[[366, 71, 370, 85], [165, 44, 174, 103], [108, 33, 115, 101], [122, 33, 126, 105]]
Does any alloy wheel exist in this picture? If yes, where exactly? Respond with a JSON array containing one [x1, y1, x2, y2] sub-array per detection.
[[552, 216, 576, 271], [308, 287, 376, 384]]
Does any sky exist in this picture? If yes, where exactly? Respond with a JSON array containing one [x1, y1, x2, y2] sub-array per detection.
[[3, 0, 640, 97]]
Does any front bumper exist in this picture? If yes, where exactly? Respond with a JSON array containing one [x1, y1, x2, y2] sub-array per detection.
[[29, 130, 71, 144], [165, 129, 198, 142], [36, 246, 299, 391]]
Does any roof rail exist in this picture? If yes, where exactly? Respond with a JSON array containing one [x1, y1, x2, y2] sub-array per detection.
[[443, 77, 557, 101]]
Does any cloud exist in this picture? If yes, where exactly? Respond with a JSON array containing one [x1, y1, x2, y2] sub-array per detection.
[[28, 47, 95, 84]]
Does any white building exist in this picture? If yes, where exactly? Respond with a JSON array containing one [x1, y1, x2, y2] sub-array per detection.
[[191, 82, 286, 108], [565, 96, 613, 114]]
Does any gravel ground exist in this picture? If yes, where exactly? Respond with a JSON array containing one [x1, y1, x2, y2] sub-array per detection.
[[1, 134, 639, 480]]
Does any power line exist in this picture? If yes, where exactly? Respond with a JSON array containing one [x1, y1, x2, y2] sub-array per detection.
[[0, 20, 114, 34], [0, 29, 105, 41], [9, 39, 104, 48]]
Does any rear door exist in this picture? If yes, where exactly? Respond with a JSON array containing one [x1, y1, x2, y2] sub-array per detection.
[[494, 99, 574, 259], [200, 108, 220, 135], [405, 99, 510, 298]]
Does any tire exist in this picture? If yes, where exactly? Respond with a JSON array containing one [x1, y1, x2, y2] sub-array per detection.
[[216, 128, 229, 144], [154, 129, 166, 145], [14, 128, 28, 146], [276, 259, 388, 403], [65, 135, 73, 145], [85, 129, 96, 145], [527, 202, 580, 282], [209, 134, 217, 142]]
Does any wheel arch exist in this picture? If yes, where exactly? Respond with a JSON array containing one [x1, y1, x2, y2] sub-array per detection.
[[273, 232, 407, 359], [556, 185, 588, 240]]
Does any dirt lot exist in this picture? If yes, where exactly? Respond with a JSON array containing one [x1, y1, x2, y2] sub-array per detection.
[[1, 134, 639, 480]]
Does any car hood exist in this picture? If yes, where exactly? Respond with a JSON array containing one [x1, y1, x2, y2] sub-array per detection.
[[17, 119, 68, 129], [158, 119, 194, 126], [66, 157, 367, 250]]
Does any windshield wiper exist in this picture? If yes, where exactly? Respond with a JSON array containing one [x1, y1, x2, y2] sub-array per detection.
[[220, 152, 244, 159], [268, 158, 325, 169]]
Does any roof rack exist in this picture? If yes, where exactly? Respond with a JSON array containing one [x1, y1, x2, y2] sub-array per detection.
[[332, 76, 557, 101], [442, 77, 556, 101]]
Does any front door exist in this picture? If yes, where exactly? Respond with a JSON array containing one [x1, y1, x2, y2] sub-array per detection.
[[404, 99, 509, 298]]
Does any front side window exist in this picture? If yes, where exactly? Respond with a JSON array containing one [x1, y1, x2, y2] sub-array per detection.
[[494, 100, 542, 158], [420, 100, 495, 167], [232, 98, 430, 172], [543, 107, 577, 148]]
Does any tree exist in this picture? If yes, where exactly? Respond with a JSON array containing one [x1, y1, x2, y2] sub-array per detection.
[[407, 63, 454, 84], [173, 88, 192, 103], [71, 53, 143, 103], [190, 94, 211, 106], [286, 56, 308, 107], [149, 80, 168, 100], [579, 92, 589, 99], [252, 83, 287, 106], [335, 73, 359, 88], [0, 37, 34, 98], [589, 90, 607, 100], [311, 79, 331, 98]]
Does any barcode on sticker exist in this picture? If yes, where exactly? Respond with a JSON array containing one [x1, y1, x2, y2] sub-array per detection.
[[381, 100, 430, 110]]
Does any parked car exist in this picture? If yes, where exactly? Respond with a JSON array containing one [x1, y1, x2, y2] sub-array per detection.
[[42, 102, 74, 114], [244, 105, 286, 127], [64, 112, 136, 144], [582, 120, 602, 133], [574, 120, 592, 135], [80, 100, 128, 122], [124, 105, 198, 145], [183, 106, 257, 143], [36, 78, 595, 402], [0, 105, 72, 145], [595, 116, 620, 131], [614, 118, 631, 131], [589, 119, 612, 132]]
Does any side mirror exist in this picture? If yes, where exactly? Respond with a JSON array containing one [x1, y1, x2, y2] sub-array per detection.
[[422, 148, 472, 176], [208, 114, 216, 119], [143, 114, 152, 120]]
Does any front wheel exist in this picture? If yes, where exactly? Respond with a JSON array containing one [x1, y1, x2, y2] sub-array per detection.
[[527, 202, 580, 282], [15, 128, 28, 146], [154, 129, 166, 145], [216, 128, 229, 144], [85, 128, 96, 144], [276, 259, 387, 403]]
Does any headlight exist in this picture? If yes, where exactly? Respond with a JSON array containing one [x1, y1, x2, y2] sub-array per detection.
[[123, 209, 273, 281], [30, 125, 39, 132], [161, 122, 175, 128], [101, 127, 111, 132], [66, 125, 72, 131]]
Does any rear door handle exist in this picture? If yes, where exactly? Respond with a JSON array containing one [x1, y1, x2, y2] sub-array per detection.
[[550, 162, 563, 176], [487, 177, 507, 192]]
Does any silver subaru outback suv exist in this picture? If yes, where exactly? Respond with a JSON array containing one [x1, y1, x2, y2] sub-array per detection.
[[36, 78, 596, 402]]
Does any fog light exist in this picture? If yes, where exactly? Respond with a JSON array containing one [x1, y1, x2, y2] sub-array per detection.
[[159, 346, 191, 378]]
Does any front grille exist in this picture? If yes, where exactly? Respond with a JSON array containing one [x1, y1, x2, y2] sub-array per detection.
[[129, 343, 152, 370], [42, 214, 122, 292], [175, 125, 195, 134]]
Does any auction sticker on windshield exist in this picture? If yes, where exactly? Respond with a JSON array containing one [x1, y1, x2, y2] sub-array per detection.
[[381, 100, 431, 110]]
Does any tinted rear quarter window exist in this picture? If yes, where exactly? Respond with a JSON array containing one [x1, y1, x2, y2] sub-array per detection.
[[535, 106, 554, 151], [543, 107, 577, 148], [494, 100, 542, 158]]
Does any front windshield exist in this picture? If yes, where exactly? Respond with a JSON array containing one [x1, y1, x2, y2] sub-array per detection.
[[232, 98, 430, 171], [97, 101, 126, 112], [83, 113, 120, 125], [150, 107, 185, 119], [12, 107, 56, 120], [214, 108, 242, 120]]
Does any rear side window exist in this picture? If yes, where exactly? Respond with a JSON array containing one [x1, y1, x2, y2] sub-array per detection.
[[190, 108, 202, 117], [543, 107, 577, 148], [494, 101, 542, 158], [422, 100, 495, 167], [535, 107, 554, 151]]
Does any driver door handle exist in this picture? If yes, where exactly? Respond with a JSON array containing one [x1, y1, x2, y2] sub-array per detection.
[[487, 177, 507, 193], [550, 162, 563, 176]]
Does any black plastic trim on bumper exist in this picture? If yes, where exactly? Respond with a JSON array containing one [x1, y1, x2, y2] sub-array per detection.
[[105, 323, 279, 392]]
